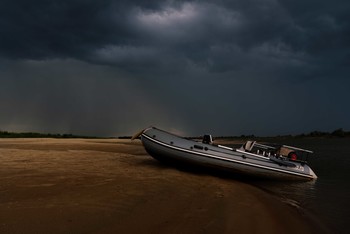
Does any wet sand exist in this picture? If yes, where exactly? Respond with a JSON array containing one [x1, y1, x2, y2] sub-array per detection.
[[0, 138, 318, 233]]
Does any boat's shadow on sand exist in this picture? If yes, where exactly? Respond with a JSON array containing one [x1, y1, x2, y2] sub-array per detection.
[[135, 156, 317, 200], [135, 156, 281, 184], [136, 156, 320, 222]]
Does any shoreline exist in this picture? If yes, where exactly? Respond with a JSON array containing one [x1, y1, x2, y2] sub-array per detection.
[[0, 138, 323, 233]]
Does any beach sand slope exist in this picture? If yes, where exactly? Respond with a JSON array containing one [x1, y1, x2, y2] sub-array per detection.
[[0, 139, 317, 233]]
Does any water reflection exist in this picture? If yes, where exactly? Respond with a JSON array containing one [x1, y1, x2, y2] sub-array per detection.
[[252, 180, 317, 208], [243, 138, 350, 234]]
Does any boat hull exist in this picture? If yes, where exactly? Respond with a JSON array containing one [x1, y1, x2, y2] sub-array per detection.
[[141, 128, 317, 180]]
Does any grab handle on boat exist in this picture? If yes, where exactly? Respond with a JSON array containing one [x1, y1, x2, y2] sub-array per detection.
[[131, 129, 145, 140], [194, 145, 204, 150]]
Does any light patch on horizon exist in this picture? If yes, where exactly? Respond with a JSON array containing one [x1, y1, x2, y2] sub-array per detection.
[[0, 59, 180, 136]]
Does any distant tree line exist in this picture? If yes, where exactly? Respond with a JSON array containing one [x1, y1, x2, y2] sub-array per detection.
[[0, 131, 100, 139], [201, 128, 350, 140], [0, 128, 349, 139], [295, 128, 350, 138]]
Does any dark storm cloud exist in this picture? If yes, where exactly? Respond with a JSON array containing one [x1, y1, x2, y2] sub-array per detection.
[[0, 0, 127, 59], [0, 0, 349, 136], [1, 0, 349, 76]]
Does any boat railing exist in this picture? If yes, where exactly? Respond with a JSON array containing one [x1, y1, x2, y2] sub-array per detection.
[[241, 141, 276, 157], [241, 141, 313, 164]]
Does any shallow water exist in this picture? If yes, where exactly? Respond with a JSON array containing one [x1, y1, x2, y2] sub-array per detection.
[[248, 138, 350, 233]]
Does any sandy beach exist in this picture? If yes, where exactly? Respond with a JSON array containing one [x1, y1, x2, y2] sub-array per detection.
[[0, 138, 319, 233]]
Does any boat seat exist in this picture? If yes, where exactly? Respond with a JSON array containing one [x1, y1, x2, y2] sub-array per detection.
[[244, 141, 256, 152], [202, 135, 213, 144]]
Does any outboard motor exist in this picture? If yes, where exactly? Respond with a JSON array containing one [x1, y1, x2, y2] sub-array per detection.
[[202, 134, 213, 144]]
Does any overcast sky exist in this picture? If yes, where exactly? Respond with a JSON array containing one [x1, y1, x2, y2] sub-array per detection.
[[0, 0, 349, 137]]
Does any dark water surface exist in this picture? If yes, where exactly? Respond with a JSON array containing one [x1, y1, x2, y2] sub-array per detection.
[[249, 138, 350, 233]]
